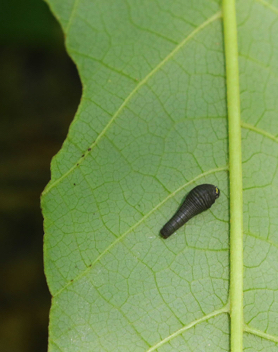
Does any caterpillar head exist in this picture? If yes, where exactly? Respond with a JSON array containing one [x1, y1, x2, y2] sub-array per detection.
[[215, 186, 220, 199]]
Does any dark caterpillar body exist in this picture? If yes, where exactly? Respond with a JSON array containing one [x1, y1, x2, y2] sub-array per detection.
[[160, 184, 220, 239]]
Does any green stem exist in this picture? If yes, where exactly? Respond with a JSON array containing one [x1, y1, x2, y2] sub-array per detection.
[[222, 0, 243, 351]]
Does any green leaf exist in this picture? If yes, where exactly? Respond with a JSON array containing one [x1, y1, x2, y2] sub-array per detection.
[[42, 0, 278, 351]]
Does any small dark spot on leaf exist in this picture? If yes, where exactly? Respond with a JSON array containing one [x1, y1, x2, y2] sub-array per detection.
[[89, 264, 92, 267], [82, 154, 84, 157], [88, 148, 91, 151], [73, 183, 76, 186], [71, 279, 73, 282], [77, 163, 79, 166]]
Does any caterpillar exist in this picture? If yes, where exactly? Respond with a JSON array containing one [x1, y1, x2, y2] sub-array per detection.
[[160, 184, 220, 239]]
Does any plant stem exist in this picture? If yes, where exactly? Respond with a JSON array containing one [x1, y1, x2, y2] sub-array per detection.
[[222, 0, 243, 351]]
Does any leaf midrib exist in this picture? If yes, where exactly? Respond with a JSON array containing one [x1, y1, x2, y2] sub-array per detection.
[[223, 0, 244, 350]]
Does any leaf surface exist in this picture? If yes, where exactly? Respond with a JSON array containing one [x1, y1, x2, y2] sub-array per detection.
[[42, 0, 278, 350]]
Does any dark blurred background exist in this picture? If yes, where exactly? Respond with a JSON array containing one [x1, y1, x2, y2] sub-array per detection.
[[0, 0, 82, 351]]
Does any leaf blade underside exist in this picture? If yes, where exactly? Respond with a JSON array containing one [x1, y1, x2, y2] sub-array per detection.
[[42, 0, 278, 351]]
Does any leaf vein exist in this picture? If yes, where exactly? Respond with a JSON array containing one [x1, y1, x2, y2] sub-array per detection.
[[43, 11, 222, 196], [244, 324, 278, 344], [146, 305, 229, 352], [241, 122, 278, 144], [53, 166, 228, 297], [65, 0, 80, 33], [256, 0, 278, 16]]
